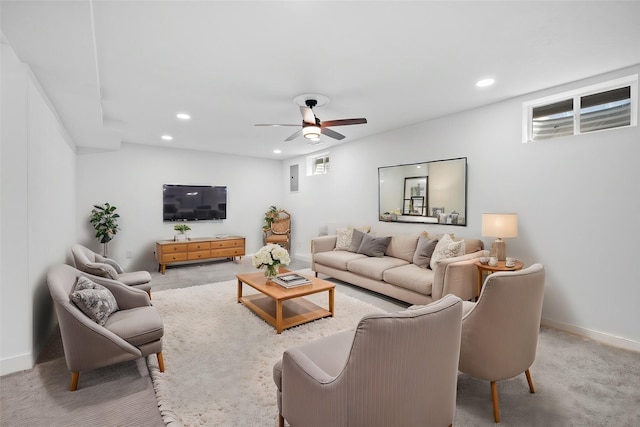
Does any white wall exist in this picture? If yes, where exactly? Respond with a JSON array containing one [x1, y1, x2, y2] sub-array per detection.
[[284, 65, 640, 350], [76, 144, 283, 270], [1, 41, 77, 375]]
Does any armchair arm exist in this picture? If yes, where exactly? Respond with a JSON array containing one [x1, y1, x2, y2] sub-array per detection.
[[311, 235, 337, 254], [432, 250, 488, 301], [81, 273, 151, 310], [56, 300, 142, 372]]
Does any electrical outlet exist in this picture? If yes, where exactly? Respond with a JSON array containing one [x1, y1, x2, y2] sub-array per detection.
[[125, 250, 133, 259]]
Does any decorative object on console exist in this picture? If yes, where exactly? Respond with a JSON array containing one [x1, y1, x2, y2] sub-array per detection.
[[89, 202, 119, 256], [482, 213, 518, 261], [252, 244, 291, 279], [173, 224, 191, 241]]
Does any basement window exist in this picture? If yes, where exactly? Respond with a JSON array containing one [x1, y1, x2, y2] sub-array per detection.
[[523, 75, 637, 142], [307, 152, 330, 176]]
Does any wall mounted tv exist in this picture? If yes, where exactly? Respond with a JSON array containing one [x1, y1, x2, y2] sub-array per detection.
[[163, 184, 227, 221]]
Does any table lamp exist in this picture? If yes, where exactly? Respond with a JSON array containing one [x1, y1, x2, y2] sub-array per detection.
[[482, 213, 518, 261]]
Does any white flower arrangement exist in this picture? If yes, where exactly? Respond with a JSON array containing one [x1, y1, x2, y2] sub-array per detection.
[[252, 244, 291, 270]]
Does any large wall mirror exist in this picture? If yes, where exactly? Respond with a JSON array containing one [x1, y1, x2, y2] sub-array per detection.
[[378, 157, 467, 225]]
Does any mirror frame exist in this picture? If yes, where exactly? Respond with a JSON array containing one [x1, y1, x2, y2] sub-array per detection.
[[378, 157, 467, 226]]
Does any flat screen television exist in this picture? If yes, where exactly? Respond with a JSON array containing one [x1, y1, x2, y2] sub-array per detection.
[[163, 184, 227, 221]]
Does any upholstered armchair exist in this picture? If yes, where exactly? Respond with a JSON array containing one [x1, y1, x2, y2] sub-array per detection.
[[264, 209, 291, 251], [71, 244, 152, 296], [47, 264, 165, 391], [273, 294, 463, 427], [458, 263, 545, 423]]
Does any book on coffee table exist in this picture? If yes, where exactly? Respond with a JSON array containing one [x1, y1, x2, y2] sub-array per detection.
[[273, 273, 311, 288]]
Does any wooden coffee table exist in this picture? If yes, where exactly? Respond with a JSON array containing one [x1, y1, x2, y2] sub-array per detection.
[[236, 269, 335, 334]]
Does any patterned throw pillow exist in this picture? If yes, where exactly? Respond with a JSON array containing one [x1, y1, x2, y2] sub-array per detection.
[[71, 276, 119, 326], [429, 234, 465, 270], [334, 228, 355, 251]]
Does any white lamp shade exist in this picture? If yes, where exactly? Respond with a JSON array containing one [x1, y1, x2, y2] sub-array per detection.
[[482, 213, 518, 238], [303, 126, 321, 139]]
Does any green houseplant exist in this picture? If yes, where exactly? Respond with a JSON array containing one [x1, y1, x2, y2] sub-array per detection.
[[263, 205, 278, 231], [174, 223, 191, 241], [89, 203, 120, 256]]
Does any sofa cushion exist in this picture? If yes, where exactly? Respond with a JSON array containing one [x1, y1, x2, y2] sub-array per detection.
[[347, 256, 408, 281], [385, 234, 419, 263], [383, 264, 434, 295], [413, 235, 439, 268], [116, 270, 152, 286], [430, 234, 465, 269], [104, 306, 164, 346], [357, 234, 391, 257], [314, 251, 367, 271], [71, 276, 119, 326]]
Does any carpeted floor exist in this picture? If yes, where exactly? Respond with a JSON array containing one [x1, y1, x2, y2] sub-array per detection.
[[1, 258, 639, 426]]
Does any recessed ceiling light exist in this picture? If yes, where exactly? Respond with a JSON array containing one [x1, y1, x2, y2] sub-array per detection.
[[161, 135, 173, 141], [273, 149, 282, 154], [476, 78, 495, 88], [176, 113, 191, 120]]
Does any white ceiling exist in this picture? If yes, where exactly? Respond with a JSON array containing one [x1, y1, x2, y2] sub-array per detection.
[[2, 1, 640, 159]]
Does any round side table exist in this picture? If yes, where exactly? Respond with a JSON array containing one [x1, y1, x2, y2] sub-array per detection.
[[474, 260, 525, 297]]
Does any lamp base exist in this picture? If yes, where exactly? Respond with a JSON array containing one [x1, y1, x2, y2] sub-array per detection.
[[490, 238, 506, 261]]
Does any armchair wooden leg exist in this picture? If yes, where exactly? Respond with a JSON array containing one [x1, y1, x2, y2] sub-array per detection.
[[491, 381, 500, 423], [278, 413, 284, 427], [70, 371, 79, 391], [525, 369, 535, 393], [147, 290, 152, 299], [157, 352, 165, 372]]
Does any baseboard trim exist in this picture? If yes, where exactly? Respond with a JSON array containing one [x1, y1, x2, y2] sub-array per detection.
[[0, 352, 33, 376], [542, 318, 640, 353]]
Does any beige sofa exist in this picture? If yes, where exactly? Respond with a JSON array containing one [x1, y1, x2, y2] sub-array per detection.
[[311, 232, 485, 305]]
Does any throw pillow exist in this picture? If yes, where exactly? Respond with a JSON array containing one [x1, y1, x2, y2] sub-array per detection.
[[334, 228, 355, 251], [413, 235, 439, 268], [85, 262, 119, 279], [348, 229, 368, 252], [430, 234, 465, 270], [102, 258, 125, 274], [71, 276, 119, 326], [357, 234, 392, 257]]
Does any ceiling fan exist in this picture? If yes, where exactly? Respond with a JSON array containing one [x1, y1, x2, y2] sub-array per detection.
[[255, 98, 367, 142]]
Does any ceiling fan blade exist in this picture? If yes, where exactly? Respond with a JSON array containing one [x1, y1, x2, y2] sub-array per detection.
[[300, 106, 316, 125], [321, 127, 345, 140], [285, 129, 302, 141], [254, 124, 299, 127], [321, 118, 367, 127]]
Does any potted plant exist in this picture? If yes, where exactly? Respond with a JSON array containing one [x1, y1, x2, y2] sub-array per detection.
[[174, 223, 191, 241], [89, 203, 120, 256], [263, 205, 278, 231]]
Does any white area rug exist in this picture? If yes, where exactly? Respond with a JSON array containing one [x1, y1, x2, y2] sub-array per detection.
[[147, 275, 384, 427]]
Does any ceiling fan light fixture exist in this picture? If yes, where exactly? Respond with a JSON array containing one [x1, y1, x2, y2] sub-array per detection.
[[303, 125, 321, 140]]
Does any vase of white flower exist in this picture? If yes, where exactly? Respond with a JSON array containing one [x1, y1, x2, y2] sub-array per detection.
[[252, 244, 291, 279]]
